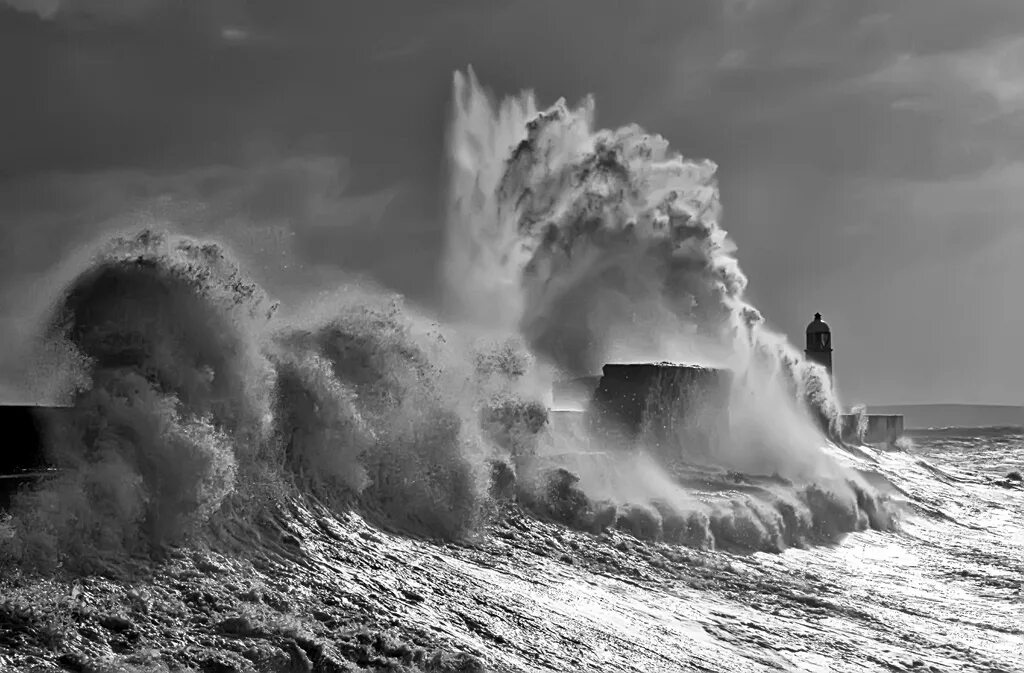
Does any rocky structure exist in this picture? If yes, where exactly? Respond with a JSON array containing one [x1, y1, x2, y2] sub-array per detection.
[[575, 363, 732, 467], [839, 413, 904, 446]]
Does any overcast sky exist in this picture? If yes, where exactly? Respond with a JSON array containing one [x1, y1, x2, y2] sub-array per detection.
[[1, 0, 1022, 406]]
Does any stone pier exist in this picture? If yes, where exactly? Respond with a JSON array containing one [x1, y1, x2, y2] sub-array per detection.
[[556, 363, 732, 467], [839, 413, 904, 446]]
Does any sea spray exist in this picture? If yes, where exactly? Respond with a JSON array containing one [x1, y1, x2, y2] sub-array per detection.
[[445, 69, 896, 548], [445, 68, 838, 427], [2, 232, 278, 568], [263, 297, 549, 539], [850, 403, 870, 444], [268, 292, 505, 539], [0, 236, 554, 568], [523, 431, 894, 551]]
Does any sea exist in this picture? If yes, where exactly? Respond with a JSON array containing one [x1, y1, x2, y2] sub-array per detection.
[[315, 426, 1024, 672]]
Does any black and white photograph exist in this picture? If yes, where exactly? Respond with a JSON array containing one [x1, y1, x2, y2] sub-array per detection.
[[0, 2, 1021, 672]]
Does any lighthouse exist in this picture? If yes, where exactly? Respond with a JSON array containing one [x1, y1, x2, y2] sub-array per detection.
[[805, 312, 833, 374], [800, 312, 905, 445]]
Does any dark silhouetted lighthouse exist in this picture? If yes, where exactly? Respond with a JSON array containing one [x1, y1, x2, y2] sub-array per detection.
[[805, 312, 833, 374]]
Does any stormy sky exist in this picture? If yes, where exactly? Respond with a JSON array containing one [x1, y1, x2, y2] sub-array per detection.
[[1, 0, 1022, 406]]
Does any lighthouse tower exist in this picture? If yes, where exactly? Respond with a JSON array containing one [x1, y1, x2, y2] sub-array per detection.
[[805, 312, 833, 374]]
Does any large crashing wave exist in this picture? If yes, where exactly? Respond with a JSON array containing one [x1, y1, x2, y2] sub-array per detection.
[[1, 231, 542, 570], [267, 293, 499, 540], [444, 68, 838, 429], [4, 232, 276, 567], [443, 69, 894, 549]]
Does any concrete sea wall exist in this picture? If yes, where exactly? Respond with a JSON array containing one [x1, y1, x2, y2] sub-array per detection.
[[839, 413, 904, 446], [585, 363, 732, 467]]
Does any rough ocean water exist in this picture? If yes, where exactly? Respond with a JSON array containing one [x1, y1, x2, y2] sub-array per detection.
[[0, 71, 1021, 673]]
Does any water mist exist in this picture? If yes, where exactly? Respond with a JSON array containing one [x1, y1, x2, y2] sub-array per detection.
[[443, 68, 894, 550]]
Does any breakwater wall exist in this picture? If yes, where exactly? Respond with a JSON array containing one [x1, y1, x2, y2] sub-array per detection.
[[554, 363, 732, 467]]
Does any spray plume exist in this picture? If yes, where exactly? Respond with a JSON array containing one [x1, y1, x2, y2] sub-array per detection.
[[2, 231, 541, 569], [444, 67, 839, 435], [441, 69, 892, 550]]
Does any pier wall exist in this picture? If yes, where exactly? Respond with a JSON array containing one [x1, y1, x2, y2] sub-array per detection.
[[583, 363, 732, 466], [839, 413, 904, 445]]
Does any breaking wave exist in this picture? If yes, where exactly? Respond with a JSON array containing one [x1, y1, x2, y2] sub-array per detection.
[[1, 70, 899, 572], [443, 68, 895, 549], [444, 68, 837, 428], [1, 231, 545, 570]]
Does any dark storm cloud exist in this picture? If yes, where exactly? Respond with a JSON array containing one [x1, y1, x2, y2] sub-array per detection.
[[0, 0, 268, 173], [2, 0, 157, 21], [1, 0, 251, 27], [0, 154, 406, 295], [656, 0, 1024, 182]]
